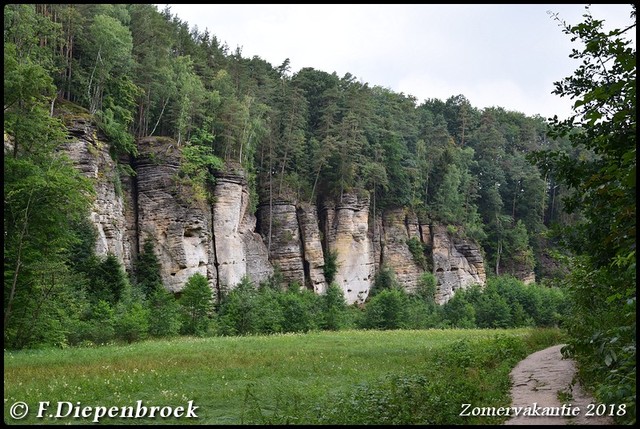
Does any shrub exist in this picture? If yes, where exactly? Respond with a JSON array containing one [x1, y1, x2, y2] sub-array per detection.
[[406, 237, 428, 269], [278, 289, 321, 333], [361, 288, 410, 330], [321, 283, 349, 330], [369, 265, 399, 297], [442, 291, 476, 328], [179, 273, 213, 336], [147, 288, 182, 337], [134, 238, 164, 298], [323, 250, 339, 285], [114, 301, 150, 343], [217, 276, 264, 335], [416, 272, 437, 305], [81, 300, 116, 345]]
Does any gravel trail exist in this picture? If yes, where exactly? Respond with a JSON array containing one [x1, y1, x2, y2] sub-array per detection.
[[504, 344, 615, 425]]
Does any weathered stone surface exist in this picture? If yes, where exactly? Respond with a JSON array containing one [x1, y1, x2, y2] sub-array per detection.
[[452, 237, 486, 282], [297, 203, 326, 294], [501, 251, 536, 285], [4, 132, 14, 155], [516, 270, 536, 285], [405, 211, 421, 240], [242, 212, 274, 285], [258, 201, 305, 286], [381, 208, 423, 293], [213, 173, 273, 290], [431, 224, 486, 304], [59, 118, 132, 271], [212, 174, 248, 290], [119, 162, 139, 267], [323, 193, 375, 304], [59, 116, 493, 307], [370, 214, 384, 272], [420, 223, 432, 247], [135, 136, 213, 292]]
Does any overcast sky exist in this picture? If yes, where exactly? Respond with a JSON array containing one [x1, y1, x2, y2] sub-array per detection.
[[160, 4, 635, 120]]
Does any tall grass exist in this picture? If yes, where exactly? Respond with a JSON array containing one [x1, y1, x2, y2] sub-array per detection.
[[4, 328, 565, 424]]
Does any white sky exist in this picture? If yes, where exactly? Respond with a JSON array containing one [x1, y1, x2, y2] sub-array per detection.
[[160, 4, 635, 120]]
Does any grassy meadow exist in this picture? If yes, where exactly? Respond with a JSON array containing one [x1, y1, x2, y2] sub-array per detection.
[[4, 328, 566, 425]]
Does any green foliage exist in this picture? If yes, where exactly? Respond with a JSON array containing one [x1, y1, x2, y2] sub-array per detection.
[[5, 3, 622, 358], [217, 276, 266, 336], [361, 288, 410, 330], [278, 289, 321, 333], [369, 264, 399, 297], [147, 288, 182, 338], [114, 300, 149, 344], [321, 283, 349, 330], [96, 102, 137, 157], [80, 300, 116, 345], [4, 155, 94, 349], [475, 291, 513, 329], [442, 290, 477, 328], [4, 328, 566, 424], [179, 143, 224, 202], [322, 250, 339, 285], [83, 254, 130, 305], [415, 272, 437, 305], [440, 278, 567, 330], [406, 237, 428, 270], [529, 6, 636, 423], [134, 238, 163, 297], [259, 268, 287, 292], [178, 273, 213, 336], [307, 332, 564, 425]]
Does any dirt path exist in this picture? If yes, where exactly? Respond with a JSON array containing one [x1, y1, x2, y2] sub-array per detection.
[[504, 344, 614, 425]]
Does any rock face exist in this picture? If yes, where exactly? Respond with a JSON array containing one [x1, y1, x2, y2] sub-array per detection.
[[135, 136, 214, 292], [431, 224, 486, 304], [58, 116, 492, 305], [323, 193, 375, 304], [297, 203, 326, 294], [502, 253, 536, 285], [242, 212, 274, 286], [380, 208, 424, 293], [257, 201, 305, 286], [212, 171, 272, 290], [59, 118, 133, 270], [513, 269, 536, 285]]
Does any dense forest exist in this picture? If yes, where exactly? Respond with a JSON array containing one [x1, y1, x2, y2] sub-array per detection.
[[3, 4, 635, 422]]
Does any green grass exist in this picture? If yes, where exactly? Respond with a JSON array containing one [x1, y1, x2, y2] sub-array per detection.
[[4, 328, 565, 425]]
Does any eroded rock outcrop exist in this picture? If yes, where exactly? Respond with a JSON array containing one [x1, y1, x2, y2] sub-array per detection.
[[257, 201, 305, 286], [135, 137, 214, 292], [431, 224, 486, 304], [297, 203, 326, 294], [380, 208, 424, 293], [58, 116, 492, 304], [323, 193, 375, 304], [60, 118, 133, 270], [213, 171, 273, 290]]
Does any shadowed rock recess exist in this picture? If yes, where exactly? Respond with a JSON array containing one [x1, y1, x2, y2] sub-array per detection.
[[65, 127, 500, 304]]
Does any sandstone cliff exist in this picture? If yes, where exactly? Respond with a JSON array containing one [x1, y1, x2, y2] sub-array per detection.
[[323, 193, 375, 304], [257, 201, 306, 287], [59, 117, 133, 270], [379, 208, 424, 294], [59, 121, 492, 305], [213, 171, 273, 290], [430, 224, 486, 304], [135, 136, 214, 292], [297, 203, 327, 294]]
